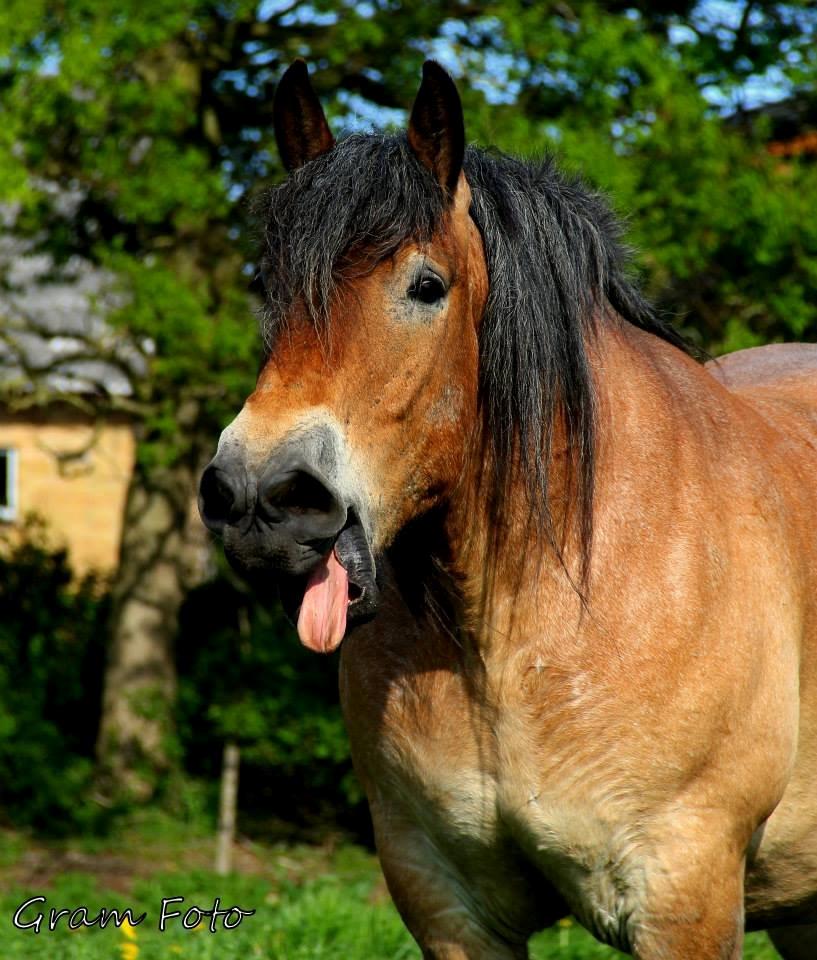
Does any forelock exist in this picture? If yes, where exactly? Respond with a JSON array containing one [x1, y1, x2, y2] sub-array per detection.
[[256, 133, 447, 348]]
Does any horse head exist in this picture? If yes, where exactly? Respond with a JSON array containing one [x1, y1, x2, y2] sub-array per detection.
[[198, 61, 487, 652]]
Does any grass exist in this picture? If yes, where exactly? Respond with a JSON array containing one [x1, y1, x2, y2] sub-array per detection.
[[0, 824, 780, 958]]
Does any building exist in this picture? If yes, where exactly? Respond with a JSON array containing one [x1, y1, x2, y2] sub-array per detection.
[[0, 405, 134, 574]]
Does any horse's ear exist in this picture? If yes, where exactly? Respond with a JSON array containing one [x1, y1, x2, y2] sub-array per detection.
[[408, 61, 465, 196], [274, 59, 335, 172]]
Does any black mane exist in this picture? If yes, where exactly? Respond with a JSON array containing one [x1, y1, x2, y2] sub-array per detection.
[[256, 134, 689, 577]]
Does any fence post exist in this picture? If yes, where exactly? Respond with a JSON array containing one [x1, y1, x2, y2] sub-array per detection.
[[215, 740, 240, 875]]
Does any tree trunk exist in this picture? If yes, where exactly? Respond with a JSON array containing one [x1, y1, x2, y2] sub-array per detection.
[[96, 433, 210, 802]]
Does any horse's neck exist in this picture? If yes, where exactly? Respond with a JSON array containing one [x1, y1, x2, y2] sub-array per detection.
[[592, 318, 712, 465], [444, 319, 716, 657]]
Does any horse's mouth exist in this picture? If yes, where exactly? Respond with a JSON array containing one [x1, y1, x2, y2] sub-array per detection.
[[278, 514, 379, 653]]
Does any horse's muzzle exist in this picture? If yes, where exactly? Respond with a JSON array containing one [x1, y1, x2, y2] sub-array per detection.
[[197, 432, 379, 636]]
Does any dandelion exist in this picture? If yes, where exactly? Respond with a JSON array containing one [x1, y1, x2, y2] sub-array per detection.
[[120, 942, 139, 960], [119, 915, 140, 960]]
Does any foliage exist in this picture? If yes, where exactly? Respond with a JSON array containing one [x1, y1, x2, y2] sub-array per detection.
[[0, 520, 109, 832], [0, 0, 474, 459], [175, 566, 363, 836], [2, 0, 815, 414], [0, 511, 372, 836], [446, 1, 817, 351], [0, 517, 358, 836]]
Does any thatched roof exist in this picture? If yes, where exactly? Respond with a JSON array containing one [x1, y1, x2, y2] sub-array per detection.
[[0, 196, 146, 403]]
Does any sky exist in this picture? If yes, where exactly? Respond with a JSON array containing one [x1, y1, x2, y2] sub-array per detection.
[[257, 0, 809, 122]]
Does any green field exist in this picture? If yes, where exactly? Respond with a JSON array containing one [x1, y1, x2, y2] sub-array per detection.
[[0, 822, 780, 959]]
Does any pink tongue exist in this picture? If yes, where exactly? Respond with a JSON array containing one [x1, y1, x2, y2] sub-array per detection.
[[297, 549, 349, 654]]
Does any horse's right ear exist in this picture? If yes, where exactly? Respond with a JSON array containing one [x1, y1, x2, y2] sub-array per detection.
[[408, 61, 465, 196], [274, 60, 335, 172]]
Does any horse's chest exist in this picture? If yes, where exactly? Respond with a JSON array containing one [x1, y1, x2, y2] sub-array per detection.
[[345, 665, 643, 942], [375, 673, 501, 838], [385, 709, 610, 871]]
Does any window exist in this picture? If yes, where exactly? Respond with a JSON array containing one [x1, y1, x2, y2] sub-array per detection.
[[0, 448, 18, 521]]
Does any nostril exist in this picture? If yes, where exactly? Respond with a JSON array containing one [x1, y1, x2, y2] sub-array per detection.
[[257, 465, 346, 541], [199, 464, 241, 528], [264, 470, 337, 517]]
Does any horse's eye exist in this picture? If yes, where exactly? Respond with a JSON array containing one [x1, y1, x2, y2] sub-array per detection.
[[408, 273, 446, 305]]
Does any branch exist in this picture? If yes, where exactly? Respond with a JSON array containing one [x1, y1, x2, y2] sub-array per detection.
[[734, 0, 756, 56]]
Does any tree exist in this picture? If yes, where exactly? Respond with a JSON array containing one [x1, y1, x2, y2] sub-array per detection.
[[432, 0, 817, 348]]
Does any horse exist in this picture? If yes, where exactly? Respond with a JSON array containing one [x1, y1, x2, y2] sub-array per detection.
[[198, 59, 817, 959]]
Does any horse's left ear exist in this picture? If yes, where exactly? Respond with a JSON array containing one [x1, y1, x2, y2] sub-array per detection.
[[408, 61, 465, 196], [274, 59, 335, 172]]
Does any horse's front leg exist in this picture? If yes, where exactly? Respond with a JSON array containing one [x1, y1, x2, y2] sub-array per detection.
[[628, 828, 746, 960], [370, 806, 530, 960]]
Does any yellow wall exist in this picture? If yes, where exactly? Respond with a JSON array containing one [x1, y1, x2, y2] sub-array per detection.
[[0, 407, 135, 575]]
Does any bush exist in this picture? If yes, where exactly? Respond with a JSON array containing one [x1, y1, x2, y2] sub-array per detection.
[[0, 518, 109, 831], [176, 567, 366, 840], [0, 519, 365, 840]]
